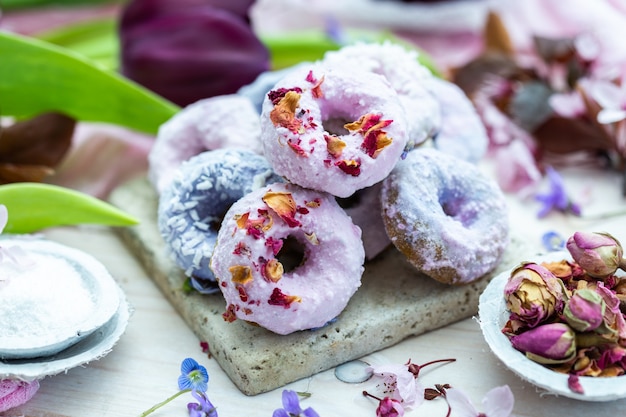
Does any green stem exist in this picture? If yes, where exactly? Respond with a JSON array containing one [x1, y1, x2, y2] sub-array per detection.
[[139, 389, 191, 417]]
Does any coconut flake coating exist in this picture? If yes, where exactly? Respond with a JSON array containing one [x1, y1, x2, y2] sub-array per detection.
[[149, 94, 263, 194], [322, 41, 441, 150], [260, 65, 409, 198], [158, 148, 282, 292], [381, 148, 509, 285], [210, 182, 365, 335]]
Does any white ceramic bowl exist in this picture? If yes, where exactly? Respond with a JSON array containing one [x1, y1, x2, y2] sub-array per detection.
[[0, 237, 121, 360], [479, 251, 626, 402]]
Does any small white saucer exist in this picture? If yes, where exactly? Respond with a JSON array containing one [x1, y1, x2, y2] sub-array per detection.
[[0, 285, 130, 381], [0, 237, 121, 360], [479, 251, 626, 402]]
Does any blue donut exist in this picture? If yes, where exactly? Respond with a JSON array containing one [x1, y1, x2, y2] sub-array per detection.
[[157, 148, 283, 293]]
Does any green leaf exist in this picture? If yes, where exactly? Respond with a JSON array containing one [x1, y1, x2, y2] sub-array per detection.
[[0, 31, 179, 134], [36, 18, 120, 71], [0, 183, 138, 233], [1, 0, 117, 11]]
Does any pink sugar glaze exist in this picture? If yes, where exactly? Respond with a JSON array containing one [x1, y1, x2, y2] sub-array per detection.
[[382, 147, 509, 284], [149, 94, 263, 194], [210, 182, 365, 335], [260, 65, 408, 198]]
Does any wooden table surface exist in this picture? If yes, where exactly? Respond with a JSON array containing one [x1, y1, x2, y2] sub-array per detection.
[[3, 165, 626, 417]]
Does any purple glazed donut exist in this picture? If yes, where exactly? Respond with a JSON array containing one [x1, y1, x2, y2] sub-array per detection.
[[149, 94, 263, 194], [210, 182, 365, 334], [381, 147, 509, 285], [158, 148, 282, 293], [259, 65, 409, 198]]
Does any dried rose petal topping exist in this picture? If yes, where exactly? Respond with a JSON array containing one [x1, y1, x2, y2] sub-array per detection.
[[229, 265, 253, 284], [335, 159, 361, 176], [265, 237, 283, 256], [345, 113, 394, 158], [268, 287, 302, 308], [311, 74, 325, 99], [267, 87, 302, 105], [262, 191, 301, 227], [324, 134, 346, 158], [264, 259, 284, 282], [222, 304, 237, 322], [235, 211, 272, 237], [305, 199, 321, 208], [305, 70, 317, 84], [288, 139, 308, 157], [305, 232, 319, 245], [270, 91, 302, 133], [237, 285, 249, 302]]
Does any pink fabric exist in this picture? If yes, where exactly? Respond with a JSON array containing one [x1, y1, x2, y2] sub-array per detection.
[[0, 379, 40, 412]]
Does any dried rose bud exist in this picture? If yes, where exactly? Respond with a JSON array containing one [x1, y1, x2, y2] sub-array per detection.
[[119, 0, 270, 106], [510, 323, 577, 364], [504, 262, 564, 328], [563, 288, 605, 332], [566, 231, 625, 278]]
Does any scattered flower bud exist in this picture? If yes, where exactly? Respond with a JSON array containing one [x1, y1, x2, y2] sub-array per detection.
[[504, 262, 564, 329], [563, 288, 605, 332], [566, 231, 625, 278], [119, 0, 270, 106], [510, 323, 577, 364]]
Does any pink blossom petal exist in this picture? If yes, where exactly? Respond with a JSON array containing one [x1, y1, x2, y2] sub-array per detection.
[[47, 123, 153, 199], [597, 108, 626, 124], [549, 92, 585, 118], [0, 379, 40, 412], [444, 388, 478, 417], [482, 385, 515, 417], [367, 364, 424, 407]]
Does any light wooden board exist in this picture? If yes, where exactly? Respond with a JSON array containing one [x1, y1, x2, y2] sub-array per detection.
[[109, 176, 534, 395]]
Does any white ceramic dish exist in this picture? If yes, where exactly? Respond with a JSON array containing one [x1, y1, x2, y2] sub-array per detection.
[[0, 285, 130, 381], [0, 237, 121, 360], [479, 251, 626, 402]]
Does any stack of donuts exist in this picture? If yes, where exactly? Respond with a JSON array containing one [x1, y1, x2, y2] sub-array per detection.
[[153, 42, 510, 335]]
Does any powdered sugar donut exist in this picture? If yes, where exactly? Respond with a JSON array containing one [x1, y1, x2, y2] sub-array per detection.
[[337, 183, 391, 260], [322, 42, 441, 151], [210, 182, 365, 334], [429, 77, 488, 164], [158, 148, 282, 293], [149, 94, 263, 194], [381, 148, 509, 285], [260, 65, 409, 198]]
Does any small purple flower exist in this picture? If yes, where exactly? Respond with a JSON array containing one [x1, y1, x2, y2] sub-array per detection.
[[445, 385, 514, 417], [510, 323, 576, 364], [187, 390, 218, 417], [566, 231, 625, 278], [178, 358, 209, 392], [273, 390, 319, 417], [534, 166, 581, 218]]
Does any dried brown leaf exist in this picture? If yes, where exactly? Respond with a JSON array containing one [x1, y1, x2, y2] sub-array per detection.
[[0, 112, 75, 167]]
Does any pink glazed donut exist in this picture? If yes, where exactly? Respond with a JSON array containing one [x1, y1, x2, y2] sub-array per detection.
[[210, 182, 365, 335], [149, 94, 263, 194], [259, 65, 409, 198]]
